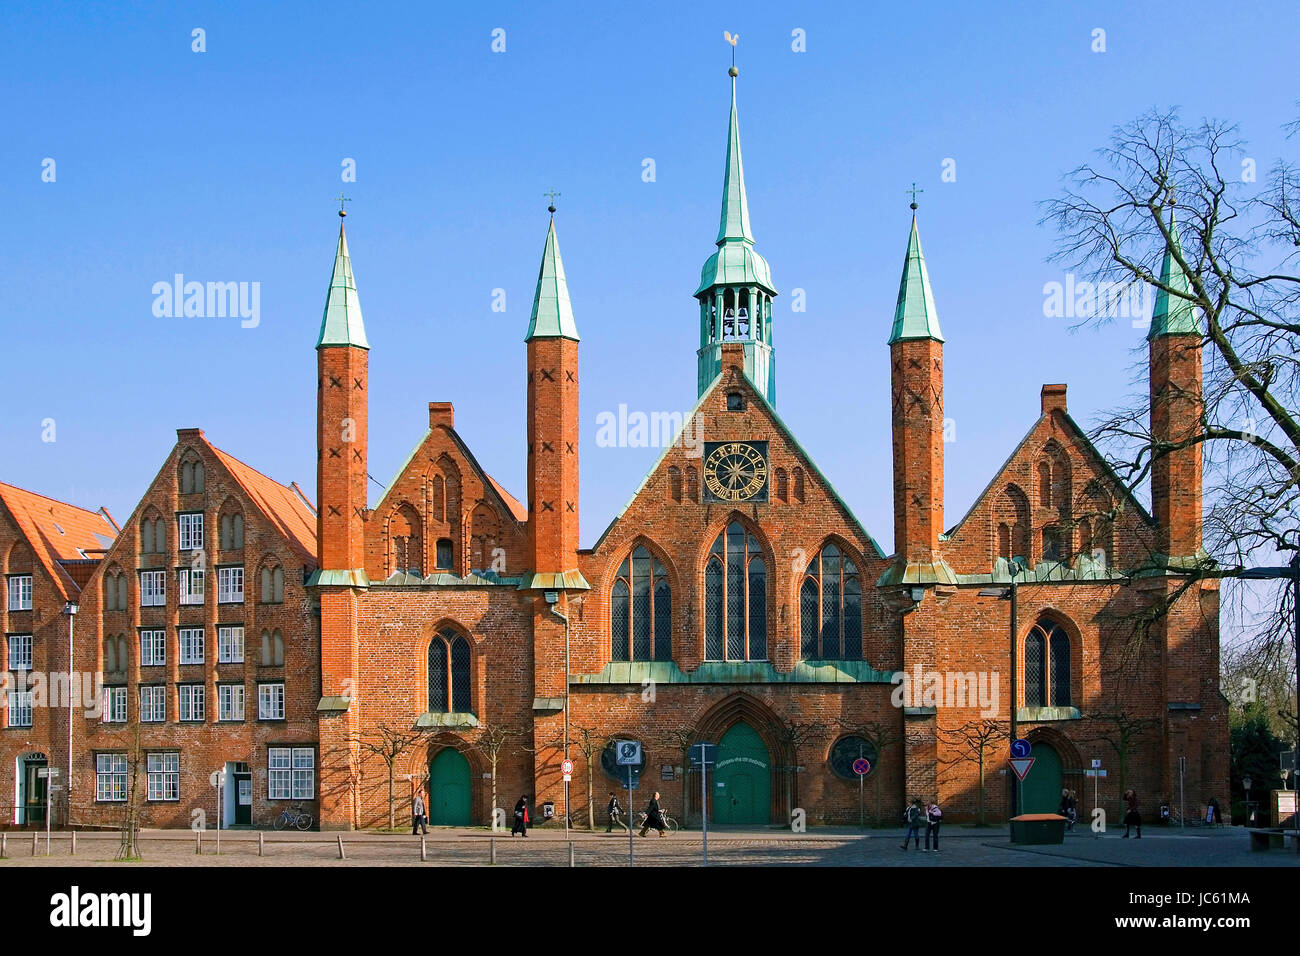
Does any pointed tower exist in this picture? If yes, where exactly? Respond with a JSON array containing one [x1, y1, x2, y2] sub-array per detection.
[[1147, 208, 1203, 560], [313, 208, 369, 829], [888, 205, 945, 565], [695, 64, 778, 404], [525, 210, 582, 577]]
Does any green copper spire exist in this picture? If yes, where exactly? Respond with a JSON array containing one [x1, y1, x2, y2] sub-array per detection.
[[525, 216, 580, 342], [317, 213, 369, 350], [888, 214, 944, 345], [717, 75, 753, 244], [1148, 211, 1199, 339]]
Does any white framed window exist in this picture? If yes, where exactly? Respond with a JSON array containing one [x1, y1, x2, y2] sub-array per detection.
[[7, 575, 32, 611], [139, 570, 166, 607], [96, 754, 128, 802], [177, 512, 204, 551], [179, 627, 204, 665], [101, 686, 127, 723], [268, 747, 314, 800], [7, 634, 32, 671], [258, 682, 285, 720], [139, 685, 166, 722], [178, 683, 205, 722], [178, 568, 205, 605], [217, 567, 244, 604], [218, 684, 245, 721], [146, 752, 180, 801], [140, 629, 166, 667], [7, 691, 32, 728], [218, 625, 244, 664]]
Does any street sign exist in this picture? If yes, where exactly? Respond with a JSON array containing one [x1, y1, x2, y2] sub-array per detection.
[[1009, 756, 1035, 781], [689, 742, 716, 766], [562, 773, 572, 783], [210, 769, 227, 788], [852, 758, 871, 776], [560, 759, 574, 776], [37, 768, 58, 778], [1083, 769, 1108, 778], [1091, 759, 1102, 769], [1010, 739, 1032, 759], [615, 741, 642, 766]]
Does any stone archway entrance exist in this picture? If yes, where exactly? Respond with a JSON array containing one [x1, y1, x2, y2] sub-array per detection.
[[428, 748, 471, 826], [714, 722, 772, 825], [1022, 742, 1064, 814]]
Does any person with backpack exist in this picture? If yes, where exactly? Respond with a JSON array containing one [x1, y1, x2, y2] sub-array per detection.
[[924, 798, 942, 852], [900, 797, 924, 850]]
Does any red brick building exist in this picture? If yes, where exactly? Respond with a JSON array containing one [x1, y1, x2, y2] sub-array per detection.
[[3, 70, 1226, 831]]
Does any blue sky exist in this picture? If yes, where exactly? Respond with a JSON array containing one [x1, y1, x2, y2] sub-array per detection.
[[2, 0, 1296, 577]]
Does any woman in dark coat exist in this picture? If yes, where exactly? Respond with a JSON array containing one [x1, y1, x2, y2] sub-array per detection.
[[1123, 789, 1142, 838], [512, 796, 530, 837]]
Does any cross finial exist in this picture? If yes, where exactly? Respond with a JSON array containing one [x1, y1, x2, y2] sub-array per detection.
[[907, 182, 923, 211], [335, 192, 351, 218], [544, 188, 561, 215]]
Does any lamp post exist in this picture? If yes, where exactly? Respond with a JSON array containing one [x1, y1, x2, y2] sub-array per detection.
[[545, 591, 569, 834], [62, 601, 78, 828]]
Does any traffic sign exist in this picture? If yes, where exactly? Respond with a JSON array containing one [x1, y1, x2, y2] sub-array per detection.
[[563, 773, 572, 783], [1010, 739, 1032, 759], [37, 768, 58, 778], [560, 759, 574, 776], [615, 741, 643, 766], [1084, 769, 1108, 778], [210, 769, 227, 788], [852, 758, 871, 776], [689, 742, 716, 766], [1091, 759, 1102, 769], [1009, 756, 1035, 781]]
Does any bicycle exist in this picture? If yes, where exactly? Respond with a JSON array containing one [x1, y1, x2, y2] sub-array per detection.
[[637, 810, 678, 833], [273, 802, 313, 831]]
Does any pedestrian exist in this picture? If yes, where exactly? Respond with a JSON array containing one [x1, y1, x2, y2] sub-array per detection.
[[606, 791, 623, 833], [639, 791, 667, 837], [1122, 789, 1142, 838], [1068, 790, 1078, 831], [1057, 788, 1070, 821], [900, 797, 924, 850], [924, 797, 942, 852], [1207, 796, 1222, 825], [412, 790, 428, 835], [512, 795, 530, 837]]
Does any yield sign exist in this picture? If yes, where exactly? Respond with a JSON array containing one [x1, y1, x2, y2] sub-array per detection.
[[1009, 757, 1035, 781]]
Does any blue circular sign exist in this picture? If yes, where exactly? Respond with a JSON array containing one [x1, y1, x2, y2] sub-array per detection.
[[852, 758, 871, 776], [1010, 739, 1032, 759]]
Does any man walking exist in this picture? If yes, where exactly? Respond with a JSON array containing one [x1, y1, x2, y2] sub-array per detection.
[[900, 797, 924, 850], [639, 791, 667, 837], [412, 791, 428, 835], [606, 792, 624, 832]]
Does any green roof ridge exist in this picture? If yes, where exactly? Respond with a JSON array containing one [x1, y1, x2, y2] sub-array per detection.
[[888, 214, 943, 344], [525, 217, 580, 342], [317, 220, 369, 350], [1148, 211, 1200, 339]]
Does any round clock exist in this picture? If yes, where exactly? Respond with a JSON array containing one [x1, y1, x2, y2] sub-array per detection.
[[703, 442, 769, 502]]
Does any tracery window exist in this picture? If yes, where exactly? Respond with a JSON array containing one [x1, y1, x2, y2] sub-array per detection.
[[704, 522, 766, 661], [799, 543, 862, 660]]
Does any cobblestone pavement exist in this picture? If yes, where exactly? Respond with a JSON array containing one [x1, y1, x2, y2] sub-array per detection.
[[0, 824, 1294, 867]]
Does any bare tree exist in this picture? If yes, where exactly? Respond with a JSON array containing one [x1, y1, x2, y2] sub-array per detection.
[[1083, 704, 1159, 808], [116, 717, 144, 860], [770, 720, 829, 828], [661, 726, 696, 827], [1043, 108, 1300, 664], [938, 719, 1009, 826], [568, 725, 608, 830], [466, 722, 522, 828], [837, 718, 902, 827], [351, 721, 433, 831]]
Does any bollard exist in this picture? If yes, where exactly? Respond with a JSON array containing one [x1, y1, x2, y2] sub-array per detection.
[[32, 831, 38, 856], [337, 834, 346, 860], [71, 831, 76, 856], [1, 832, 7, 859], [258, 832, 265, 857], [420, 836, 427, 862], [568, 840, 575, 867], [195, 830, 201, 855], [489, 837, 496, 865]]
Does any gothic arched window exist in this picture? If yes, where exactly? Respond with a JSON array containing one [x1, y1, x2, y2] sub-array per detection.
[[610, 546, 671, 662], [427, 628, 472, 713], [704, 522, 766, 661], [1024, 619, 1071, 708], [800, 543, 862, 660]]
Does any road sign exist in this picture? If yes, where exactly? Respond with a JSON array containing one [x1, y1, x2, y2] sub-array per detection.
[[1009, 756, 1035, 781], [615, 740, 642, 766], [1084, 769, 1108, 778], [563, 773, 572, 783], [1010, 739, 1032, 759], [689, 742, 716, 766], [852, 758, 871, 776], [560, 759, 574, 776], [37, 768, 58, 778], [1091, 759, 1102, 769], [210, 769, 227, 788]]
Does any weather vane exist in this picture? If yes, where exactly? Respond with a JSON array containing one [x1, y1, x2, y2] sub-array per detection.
[[335, 192, 351, 217], [544, 188, 561, 214], [724, 30, 738, 76], [906, 182, 923, 211]]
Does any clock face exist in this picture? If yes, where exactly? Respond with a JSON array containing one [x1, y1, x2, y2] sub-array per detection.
[[702, 441, 769, 503]]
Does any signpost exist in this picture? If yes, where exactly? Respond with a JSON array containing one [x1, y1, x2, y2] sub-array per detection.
[[37, 767, 58, 854], [615, 741, 642, 866], [1009, 739, 1033, 815], [690, 742, 716, 866], [852, 756, 871, 828], [210, 768, 226, 855], [561, 758, 573, 784]]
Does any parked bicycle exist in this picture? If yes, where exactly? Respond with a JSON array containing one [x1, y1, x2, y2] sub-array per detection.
[[273, 803, 313, 831]]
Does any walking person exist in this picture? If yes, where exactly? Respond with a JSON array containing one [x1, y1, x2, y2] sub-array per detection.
[[412, 790, 428, 835], [639, 791, 667, 837], [924, 798, 942, 852], [1068, 790, 1078, 831], [900, 797, 924, 850], [511, 795, 530, 837], [1122, 789, 1142, 838], [606, 792, 624, 833]]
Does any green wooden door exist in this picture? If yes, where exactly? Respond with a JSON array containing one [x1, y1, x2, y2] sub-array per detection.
[[1021, 742, 1063, 814], [714, 722, 770, 825], [428, 748, 471, 826]]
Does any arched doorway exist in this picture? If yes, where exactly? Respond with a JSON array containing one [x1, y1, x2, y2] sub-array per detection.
[[16, 752, 48, 826], [714, 722, 771, 825], [428, 748, 471, 826], [1021, 742, 1064, 814]]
